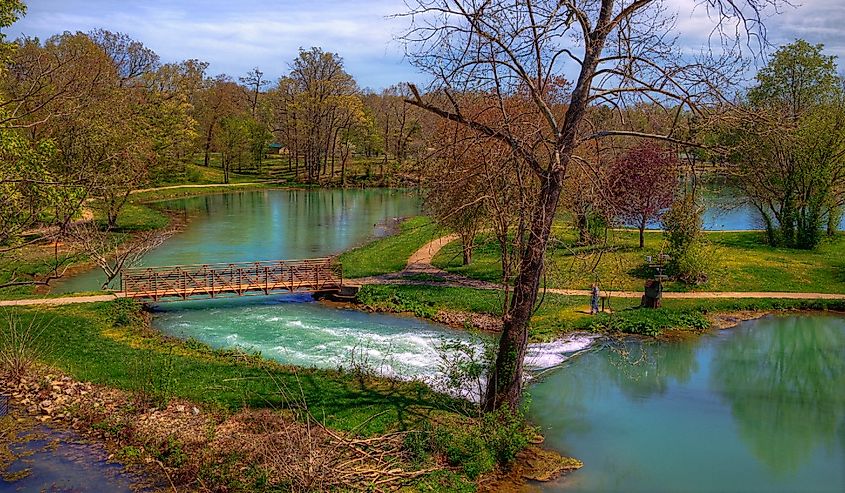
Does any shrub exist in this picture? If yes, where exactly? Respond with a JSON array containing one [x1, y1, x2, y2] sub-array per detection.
[[434, 425, 495, 479], [672, 240, 718, 284], [412, 407, 533, 479], [481, 407, 532, 465], [357, 285, 437, 318], [662, 193, 716, 284], [0, 309, 52, 383], [663, 192, 702, 253], [109, 297, 145, 327], [589, 309, 711, 336]]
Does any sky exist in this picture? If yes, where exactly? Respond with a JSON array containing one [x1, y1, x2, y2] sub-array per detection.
[[7, 0, 845, 90]]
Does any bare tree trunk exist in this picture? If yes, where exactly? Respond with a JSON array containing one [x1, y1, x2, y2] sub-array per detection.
[[639, 217, 647, 248], [483, 171, 563, 411], [462, 241, 473, 265], [204, 123, 214, 167]]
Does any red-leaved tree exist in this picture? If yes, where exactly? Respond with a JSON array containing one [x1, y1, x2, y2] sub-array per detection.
[[609, 143, 678, 248]]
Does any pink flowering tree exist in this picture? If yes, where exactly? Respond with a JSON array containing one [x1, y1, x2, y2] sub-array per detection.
[[609, 143, 679, 248]]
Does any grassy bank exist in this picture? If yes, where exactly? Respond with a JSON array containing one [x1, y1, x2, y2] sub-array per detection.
[[7, 300, 461, 434], [0, 180, 283, 300], [1, 300, 559, 491], [432, 228, 845, 294], [357, 284, 845, 341], [339, 216, 442, 278]]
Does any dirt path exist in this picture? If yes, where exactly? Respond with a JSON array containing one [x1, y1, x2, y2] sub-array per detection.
[[352, 233, 845, 300], [0, 293, 124, 307], [6, 232, 845, 307], [405, 234, 458, 274], [130, 182, 271, 195]]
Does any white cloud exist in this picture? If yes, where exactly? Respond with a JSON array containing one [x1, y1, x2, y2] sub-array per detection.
[[10, 0, 845, 87]]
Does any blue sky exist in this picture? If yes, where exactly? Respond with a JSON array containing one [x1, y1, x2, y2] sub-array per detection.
[[9, 0, 845, 90]]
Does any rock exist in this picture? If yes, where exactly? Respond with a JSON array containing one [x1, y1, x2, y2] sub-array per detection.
[[192, 407, 200, 415]]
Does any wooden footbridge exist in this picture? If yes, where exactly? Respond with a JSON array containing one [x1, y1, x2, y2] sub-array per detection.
[[120, 258, 344, 301]]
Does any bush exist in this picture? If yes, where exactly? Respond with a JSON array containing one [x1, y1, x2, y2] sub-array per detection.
[[663, 192, 702, 253], [412, 407, 533, 479], [434, 425, 495, 479], [109, 298, 145, 327], [481, 407, 531, 465], [589, 309, 711, 336], [672, 240, 718, 284], [357, 285, 437, 318], [662, 193, 716, 284]]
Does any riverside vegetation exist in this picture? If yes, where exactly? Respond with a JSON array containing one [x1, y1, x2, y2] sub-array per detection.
[[1, 299, 562, 491]]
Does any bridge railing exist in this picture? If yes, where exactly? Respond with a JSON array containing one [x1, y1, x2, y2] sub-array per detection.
[[121, 257, 343, 300]]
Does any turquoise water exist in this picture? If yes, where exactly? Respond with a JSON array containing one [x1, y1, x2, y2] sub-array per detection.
[[530, 315, 845, 493], [152, 293, 480, 381], [151, 293, 595, 398], [53, 188, 421, 292], [45, 188, 845, 491]]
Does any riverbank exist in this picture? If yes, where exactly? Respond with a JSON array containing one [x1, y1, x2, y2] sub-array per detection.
[[4, 188, 845, 491], [0, 299, 581, 491], [431, 228, 845, 294], [354, 283, 845, 340]]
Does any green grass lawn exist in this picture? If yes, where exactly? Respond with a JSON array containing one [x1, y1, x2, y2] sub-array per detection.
[[175, 160, 268, 185], [262, 155, 416, 187], [339, 216, 443, 278], [4, 301, 465, 435], [432, 227, 845, 294], [357, 284, 845, 341]]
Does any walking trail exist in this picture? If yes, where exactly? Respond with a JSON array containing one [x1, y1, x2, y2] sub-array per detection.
[[130, 182, 272, 195], [351, 234, 845, 301], [4, 234, 844, 307]]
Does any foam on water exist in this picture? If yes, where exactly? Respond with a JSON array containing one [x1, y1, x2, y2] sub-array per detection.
[[525, 333, 600, 370], [152, 296, 598, 399]]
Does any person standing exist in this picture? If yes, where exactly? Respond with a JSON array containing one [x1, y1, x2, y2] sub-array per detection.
[[590, 282, 600, 315]]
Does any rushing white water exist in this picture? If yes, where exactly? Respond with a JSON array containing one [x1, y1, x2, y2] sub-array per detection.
[[152, 294, 596, 399], [525, 334, 601, 370]]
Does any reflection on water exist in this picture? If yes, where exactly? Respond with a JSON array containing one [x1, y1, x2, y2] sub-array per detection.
[[1, 428, 139, 493], [530, 315, 845, 493], [712, 317, 845, 475], [601, 339, 699, 400], [53, 188, 421, 293]]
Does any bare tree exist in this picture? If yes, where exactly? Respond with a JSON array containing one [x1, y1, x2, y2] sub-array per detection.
[[67, 223, 172, 289], [239, 66, 268, 117], [401, 0, 778, 410], [88, 29, 160, 87]]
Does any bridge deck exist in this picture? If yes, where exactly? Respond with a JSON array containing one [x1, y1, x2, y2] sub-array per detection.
[[121, 258, 342, 301]]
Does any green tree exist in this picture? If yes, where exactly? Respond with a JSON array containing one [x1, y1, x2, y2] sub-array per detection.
[[749, 40, 841, 119], [726, 40, 845, 248], [0, 0, 25, 62], [215, 115, 250, 183]]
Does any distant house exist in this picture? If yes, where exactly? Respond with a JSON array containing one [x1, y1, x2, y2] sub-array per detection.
[[267, 143, 286, 156]]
